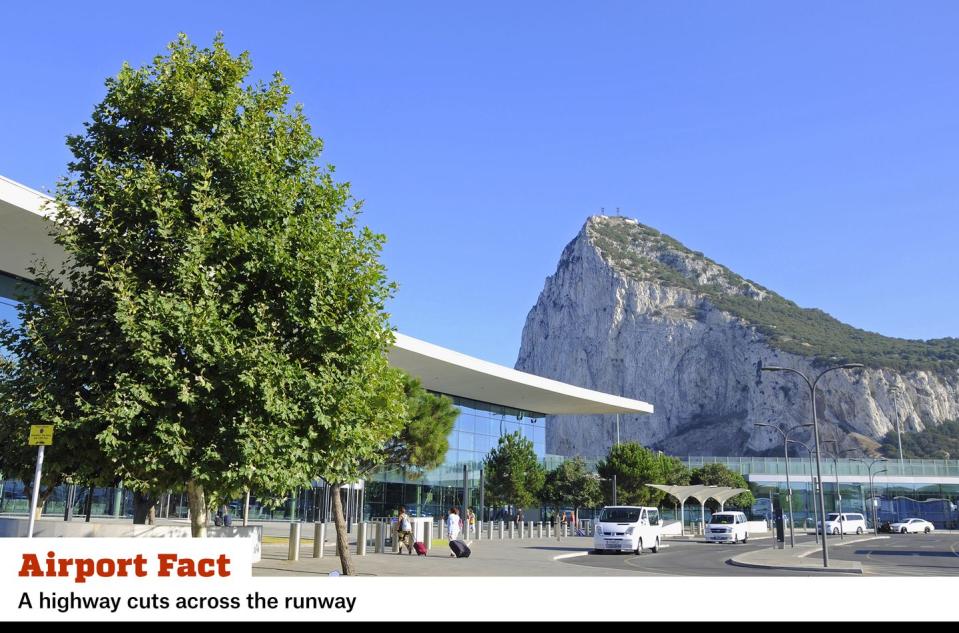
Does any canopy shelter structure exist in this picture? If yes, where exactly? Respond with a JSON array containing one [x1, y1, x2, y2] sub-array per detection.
[[648, 484, 748, 535]]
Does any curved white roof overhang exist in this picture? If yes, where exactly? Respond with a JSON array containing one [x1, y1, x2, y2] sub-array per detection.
[[0, 175, 65, 295], [389, 333, 654, 416]]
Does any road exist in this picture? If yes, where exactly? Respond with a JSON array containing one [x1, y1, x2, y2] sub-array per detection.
[[561, 533, 959, 576]]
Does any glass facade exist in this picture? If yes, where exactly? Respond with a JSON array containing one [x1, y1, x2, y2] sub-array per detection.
[[362, 395, 546, 520]]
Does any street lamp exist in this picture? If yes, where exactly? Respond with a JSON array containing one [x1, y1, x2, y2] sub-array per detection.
[[889, 386, 905, 470], [754, 422, 812, 548], [761, 362, 864, 568], [786, 438, 820, 544], [852, 457, 888, 535], [822, 440, 855, 540]]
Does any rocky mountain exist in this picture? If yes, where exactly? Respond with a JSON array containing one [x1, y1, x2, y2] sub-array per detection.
[[516, 216, 959, 457]]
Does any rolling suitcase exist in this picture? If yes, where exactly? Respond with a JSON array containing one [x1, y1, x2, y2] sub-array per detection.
[[413, 541, 428, 556], [449, 539, 471, 558]]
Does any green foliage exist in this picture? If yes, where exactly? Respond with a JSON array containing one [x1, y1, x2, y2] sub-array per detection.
[[590, 219, 959, 372], [483, 431, 546, 510], [0, 34, 405, 554], [690, 463, 755, 509], [541, 457, 602, 512], [596, 442, 691, 507], [879, 419, 959, 459], [360, 371, 458, 478]]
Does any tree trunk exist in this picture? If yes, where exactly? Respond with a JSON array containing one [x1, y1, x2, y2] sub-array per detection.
[[186, 480, 207, 538], [331, 484, 354, 576], [132, 491, 158, 525], [243, 490, 250, 527], [33, 487, 55, 520]]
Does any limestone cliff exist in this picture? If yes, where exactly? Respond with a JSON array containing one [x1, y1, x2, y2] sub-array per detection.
[[516, 216, 959, 457]]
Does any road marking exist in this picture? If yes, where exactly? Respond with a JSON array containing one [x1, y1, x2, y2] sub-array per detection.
[[552, 551, 589, 561]]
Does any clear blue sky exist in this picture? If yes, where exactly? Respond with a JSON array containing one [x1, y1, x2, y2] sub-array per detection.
[[3, 2, 957, 366]]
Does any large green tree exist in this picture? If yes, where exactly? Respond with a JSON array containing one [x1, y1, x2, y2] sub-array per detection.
[[484, 431, 545, 513], [0, 35, 405, 549], [596, 443, 690, 507], [540, 457, 602, 516], [690, 463, 755, 509]]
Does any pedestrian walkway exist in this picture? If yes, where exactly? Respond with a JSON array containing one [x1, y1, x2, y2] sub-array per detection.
[[252, 536, 640, 577]]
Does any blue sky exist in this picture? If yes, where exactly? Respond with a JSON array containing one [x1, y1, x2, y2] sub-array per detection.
[[2, 2, 957, 366]]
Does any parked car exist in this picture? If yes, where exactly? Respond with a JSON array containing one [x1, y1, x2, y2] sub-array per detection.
[[593, 506, 662, 555], [705, 511, 749, 544], [889, 518, 935, 534], [818, 512, 867, 535]]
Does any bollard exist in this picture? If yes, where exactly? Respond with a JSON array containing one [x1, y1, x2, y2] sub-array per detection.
[[288, 523, 301, 561], [547, 522, 552, 538], [509, 522, 515, 539], [564, 524, 569, 538], [424, 521, 432, 552], [519, 521, 525, 539], [392, 522, 400, 553], [440, 519, 446, 540], [538, 522, 543, 538], [498, 521, 504, 540], [487, 521, 493, 540], [375, 521, 386, 554], [313, 522, 326, 558], [356, 522, 367, 556], [477, 521, 483, 540]]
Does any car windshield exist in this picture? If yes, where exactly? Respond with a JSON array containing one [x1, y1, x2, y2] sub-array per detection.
[[599, 508, 641, 523], [710, 514, 735, 524], [826, 513, 841, 521]]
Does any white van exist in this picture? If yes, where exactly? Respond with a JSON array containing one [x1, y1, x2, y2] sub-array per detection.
[[593, 506, 662, 554], [705, 511, 749, 543], [819, 512, 867, 535]]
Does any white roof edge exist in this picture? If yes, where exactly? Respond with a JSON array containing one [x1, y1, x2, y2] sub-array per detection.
[[0, 175, 55, 218], [392, 332, 654, 415]]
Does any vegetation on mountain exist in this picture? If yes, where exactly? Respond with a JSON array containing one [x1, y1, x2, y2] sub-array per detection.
[[589, 218, 959, 372], [879, 419, 959, 460]]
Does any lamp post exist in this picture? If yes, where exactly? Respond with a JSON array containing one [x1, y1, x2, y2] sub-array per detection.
[[852, 457, 887, 535], [754, 422, 812, 548], [761, 362, 864, 568], [786, 438, 820, 544], [889, 386, 905, 470]]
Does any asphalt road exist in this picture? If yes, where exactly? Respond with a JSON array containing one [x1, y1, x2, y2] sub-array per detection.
[[560, 533, 959, 576]]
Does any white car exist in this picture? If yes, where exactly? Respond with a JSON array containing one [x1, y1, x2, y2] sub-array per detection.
[[593, 506, 662, 554], [889, 518, 935, 534], [705, 511, 749, 544], [818, 512, 867, 535]]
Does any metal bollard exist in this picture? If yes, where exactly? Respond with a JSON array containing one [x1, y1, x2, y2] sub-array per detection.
[[538, 522, 543, 538], [424, 522, 432, 552], [498, 521, 504, 540], [509, 522, 515, 539], [288, 523, 301, 561], [375, 521, 386, 553], [519, 521, 525, 539], [313, 522, 325, 558], [356, 522, 367, 556], [564, 524, 569, 538], [487, 520, 493, 540], [440, 519, 446, 540], [392, 523, 400, 553]]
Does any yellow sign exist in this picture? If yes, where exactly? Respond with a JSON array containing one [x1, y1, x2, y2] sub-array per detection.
[[28, 425, 54, 446]]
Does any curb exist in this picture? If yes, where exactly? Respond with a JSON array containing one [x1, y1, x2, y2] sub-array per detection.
[[727, 556, 863, 574]]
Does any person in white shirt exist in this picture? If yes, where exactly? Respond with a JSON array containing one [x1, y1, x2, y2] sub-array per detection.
[[447, 507, 462, 542]]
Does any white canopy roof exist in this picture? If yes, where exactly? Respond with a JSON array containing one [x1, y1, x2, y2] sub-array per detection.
[[647, 484, 748, 505]]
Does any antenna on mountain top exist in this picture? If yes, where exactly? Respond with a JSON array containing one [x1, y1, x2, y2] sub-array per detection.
[[600, 207, 605, 215], [616, 207, 621, 216]]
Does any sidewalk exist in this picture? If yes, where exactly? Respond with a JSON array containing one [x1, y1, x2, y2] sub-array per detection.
[[252, 536, 635, 577], [727, 535, 891, 574]]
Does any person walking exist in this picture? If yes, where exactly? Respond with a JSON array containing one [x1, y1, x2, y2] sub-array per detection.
[[467, 508, 476, 538], [396, 506, 413, 555], [557, 511, 566, 542], [447, 507, 462, 556]]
